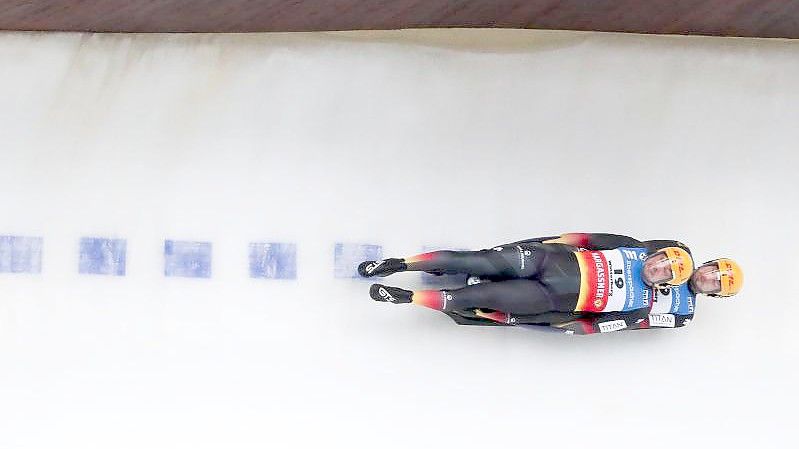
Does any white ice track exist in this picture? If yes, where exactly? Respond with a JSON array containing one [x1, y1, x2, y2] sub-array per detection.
[[1, 30, 797, 448]]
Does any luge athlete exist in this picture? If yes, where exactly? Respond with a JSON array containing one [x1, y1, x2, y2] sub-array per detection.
[[548, 258, 743, 334], [358, 233, 738, 333]]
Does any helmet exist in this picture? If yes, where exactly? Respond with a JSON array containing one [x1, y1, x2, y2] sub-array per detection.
[[644, 247, 694, 287], [698, 258, 744, 297]]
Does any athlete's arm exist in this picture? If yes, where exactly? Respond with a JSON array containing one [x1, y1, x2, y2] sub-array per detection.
[[465, 307, 692, 334], [501, 233, 642, 249], [504, 234, 691, 254], [642, 239, 692, 255], [484, 309, 650, 335], [541, 233, 645, 250], [551, 310, 649, 335]]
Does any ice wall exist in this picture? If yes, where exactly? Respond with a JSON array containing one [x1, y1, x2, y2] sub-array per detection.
[[1, 30, 796, 448]]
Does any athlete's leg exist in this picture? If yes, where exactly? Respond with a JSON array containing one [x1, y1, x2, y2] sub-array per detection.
[[371, 279, 558, 315], [359, 244, 544, 278]]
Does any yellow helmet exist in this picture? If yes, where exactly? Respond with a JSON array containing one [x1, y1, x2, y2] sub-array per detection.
[[647, 247, 694, 287], [702, 258, 744, 297]]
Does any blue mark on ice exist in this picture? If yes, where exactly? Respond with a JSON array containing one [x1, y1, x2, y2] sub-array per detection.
[[164, 240, 212, 278], [420, 245, 470, 287], [335, 243, 382, 279], [79, 237, 127, 276], [0, 235, 43, 274], [249, 242, 297, 279]]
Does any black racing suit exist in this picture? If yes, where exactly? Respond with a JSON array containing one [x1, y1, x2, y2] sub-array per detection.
[[403, 233, 691, 331]]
